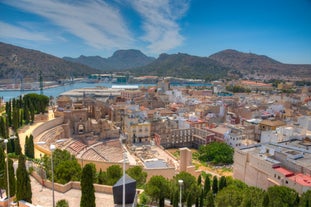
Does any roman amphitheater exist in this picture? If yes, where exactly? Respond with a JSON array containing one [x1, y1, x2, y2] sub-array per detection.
[[33, 95, 182, 180]]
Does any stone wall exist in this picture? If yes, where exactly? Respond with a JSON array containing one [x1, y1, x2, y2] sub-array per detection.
[[31, 171, 113, 194], [32, 117, 64, 139], [144, 167, 176, 181]]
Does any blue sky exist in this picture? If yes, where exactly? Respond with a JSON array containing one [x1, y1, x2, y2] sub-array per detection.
[[0, 0, 310, 64]]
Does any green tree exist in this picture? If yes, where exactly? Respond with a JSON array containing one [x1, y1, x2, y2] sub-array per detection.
[[267, 186, 299, 207], [97, 169, 105, 184], [174, 172, 201, 207], [203, 175, 211, 196], [215, 185, 243, 207], [0, 147, 5, 190], [13, 133, 21, 155], [16, 154, 32, 203], [145, 175, 170, 207], [56, 199, 69, 207], [25, 134, 34, 159], [197, 174, 202, 186], [104, 165, 122, 185], [199, 189, 204, 207], [299, 190, 311, 207], [240, 186, 266, 207], [54, 159, 81, 184], [206, 190, 215, 207], [218, 176, 227, 191], [198, 142, 234, 164], [139, 191, 151, 206], [0, 147, 16, 197], [126, 166, 147, 188], [6, 158, 16, 197], [212, 176, 218, 195], [42, 149, 81, 184], [87, 163, 97, 183], [80, 164, 95, 207]]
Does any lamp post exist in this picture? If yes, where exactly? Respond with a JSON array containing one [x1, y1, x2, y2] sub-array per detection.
[[119, 133, 127, 207], [50, 144, 56, 207], [123, 151, 126, 207], [178, 179, 183, 207], [0, 135, 17, 207], [36, 140, 65, 207], [39, 153, 44, 192]]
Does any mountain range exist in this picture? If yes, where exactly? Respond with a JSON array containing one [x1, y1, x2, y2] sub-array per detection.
[[1, 41, 310, 82], [63, 49, 155, 70], [209, 49, 311, 77]]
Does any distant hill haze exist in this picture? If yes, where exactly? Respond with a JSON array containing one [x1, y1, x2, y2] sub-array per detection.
[[63, 49, 155, 70], [0, 42, 101, 81]]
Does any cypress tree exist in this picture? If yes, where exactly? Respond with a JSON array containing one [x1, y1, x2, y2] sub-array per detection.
[[204, 175, 211, 196], [28, 135, 34, 159], [219, 176, 227, 191], [0, 147, 5, 190], [197, 174, 202, 186], [7, 158, 16, 197], [80, 164, 95, 207], [14, 134, 21, 155], [206, 191, 215, 207], [0, 116, 6, 138], [7, 139, 14, 154], [16, 154, 32, 203], [212, 176, 218, 195], [199, 189, 204, 207]]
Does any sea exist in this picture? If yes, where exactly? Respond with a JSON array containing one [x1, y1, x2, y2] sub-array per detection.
[[0, 82, 212, 101]]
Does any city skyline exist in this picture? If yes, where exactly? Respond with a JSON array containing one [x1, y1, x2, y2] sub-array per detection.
[[0, 0, 311, 64]]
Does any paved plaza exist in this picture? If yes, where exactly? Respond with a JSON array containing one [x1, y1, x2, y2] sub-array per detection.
[[31, 176, 115, 207]]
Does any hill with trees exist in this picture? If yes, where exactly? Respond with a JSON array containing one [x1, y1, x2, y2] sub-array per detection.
[[209, 49, 311, 77], [0, 42, 101, 81], [2, 42, 310, 82], [130, 53, 231, 81]]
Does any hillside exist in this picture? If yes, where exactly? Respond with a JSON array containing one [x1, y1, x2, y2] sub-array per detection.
[[63, 49, 155, 70], [0, 42, 101, 81], [130, 53, 231, 81], [209, 49, 311, 77], [1, 42, 310, 82]]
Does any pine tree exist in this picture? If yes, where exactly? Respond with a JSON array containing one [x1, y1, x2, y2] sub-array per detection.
[[16, 154, 32, 203], [80, 164, 95, 207]]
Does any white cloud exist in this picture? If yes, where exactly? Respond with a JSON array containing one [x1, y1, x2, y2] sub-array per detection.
[[2, 0, 133, 49], [130, 0, 189, 53], [0, 21, 50, 41]]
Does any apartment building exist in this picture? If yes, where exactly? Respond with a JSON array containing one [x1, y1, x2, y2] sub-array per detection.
[[233, 139, 311, 194]]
